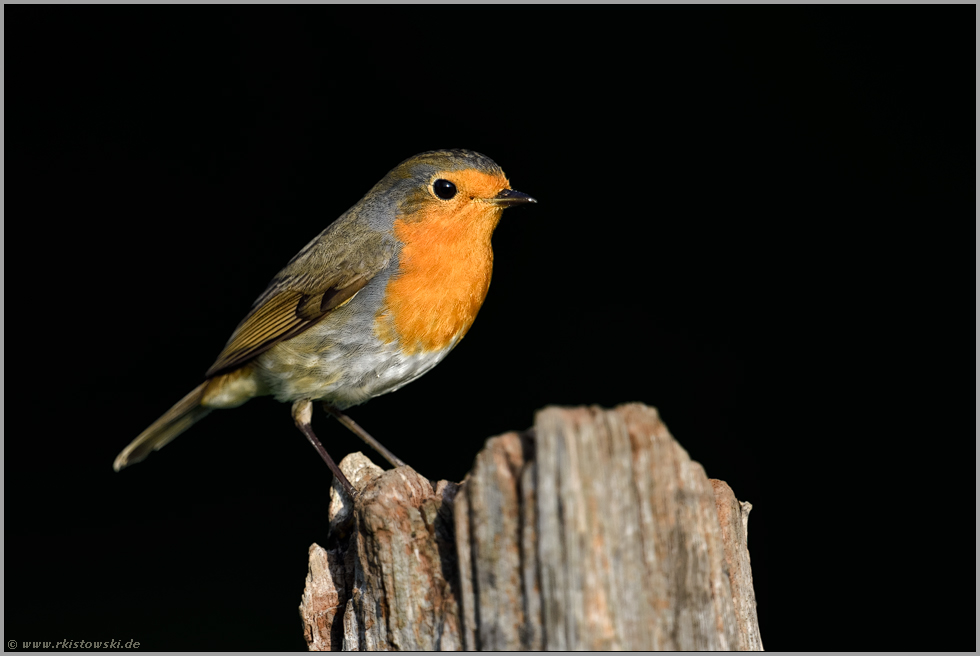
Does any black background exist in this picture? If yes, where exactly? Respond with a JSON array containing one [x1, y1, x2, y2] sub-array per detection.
[[6, 7, 972, 652]]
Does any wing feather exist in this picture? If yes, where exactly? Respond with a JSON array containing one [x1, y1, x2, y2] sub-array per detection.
[[203, 212, 394, 379]]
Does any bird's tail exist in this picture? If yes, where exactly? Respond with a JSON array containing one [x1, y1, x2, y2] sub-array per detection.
[[114, 382, 212, 471]]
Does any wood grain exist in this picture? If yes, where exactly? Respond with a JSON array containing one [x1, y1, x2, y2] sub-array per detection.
[[299, 404, 762, 651]]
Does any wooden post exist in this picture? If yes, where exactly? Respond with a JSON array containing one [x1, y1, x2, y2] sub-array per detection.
[[299, 403, 762, 651]]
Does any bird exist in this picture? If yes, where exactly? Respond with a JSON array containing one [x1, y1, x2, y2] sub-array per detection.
[[113, 149, 536, 496]]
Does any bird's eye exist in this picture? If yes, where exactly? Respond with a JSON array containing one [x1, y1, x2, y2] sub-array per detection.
[[433, 179, 457, 200]]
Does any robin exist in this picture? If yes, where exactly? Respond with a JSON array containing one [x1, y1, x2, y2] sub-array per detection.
[[113, 149, 535, 496]]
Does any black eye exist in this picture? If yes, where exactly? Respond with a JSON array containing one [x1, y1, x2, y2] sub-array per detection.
[[433, 179, 457, 200]]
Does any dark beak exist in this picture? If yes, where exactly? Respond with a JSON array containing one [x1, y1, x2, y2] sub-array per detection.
[[490, 188, 537, 207]]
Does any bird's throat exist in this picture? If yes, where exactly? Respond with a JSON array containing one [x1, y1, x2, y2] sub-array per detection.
[[376, 210, 500, 355]]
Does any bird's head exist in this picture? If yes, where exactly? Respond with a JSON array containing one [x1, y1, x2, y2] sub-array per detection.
[[358, 149, 535, 233]]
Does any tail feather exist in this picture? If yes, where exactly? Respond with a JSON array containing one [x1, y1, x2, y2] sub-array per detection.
[[114, 382, 212, 471]]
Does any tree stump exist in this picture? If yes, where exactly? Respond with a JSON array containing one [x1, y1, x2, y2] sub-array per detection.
[[299, 403, 762, 651]]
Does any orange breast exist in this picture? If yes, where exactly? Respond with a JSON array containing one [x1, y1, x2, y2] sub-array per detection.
[[376, 202, 502, 355]]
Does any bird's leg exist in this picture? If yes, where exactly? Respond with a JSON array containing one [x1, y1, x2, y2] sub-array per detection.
[[322, 402, 408, 469], [292, 399, 354, 498]]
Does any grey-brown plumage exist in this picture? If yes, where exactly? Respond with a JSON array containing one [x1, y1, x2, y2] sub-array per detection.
[[114, 150, 535, 493]]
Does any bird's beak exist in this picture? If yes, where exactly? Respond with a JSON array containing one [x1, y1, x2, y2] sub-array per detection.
[[489, 188, 537, 207]]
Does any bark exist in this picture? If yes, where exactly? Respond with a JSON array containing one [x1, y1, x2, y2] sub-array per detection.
[[299, 403, 762, 650]]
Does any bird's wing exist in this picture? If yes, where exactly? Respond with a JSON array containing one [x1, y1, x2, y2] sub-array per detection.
[[204, 223, 393, 378]]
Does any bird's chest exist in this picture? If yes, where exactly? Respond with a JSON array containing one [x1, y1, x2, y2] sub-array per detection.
[[375, 218, 495, 355]]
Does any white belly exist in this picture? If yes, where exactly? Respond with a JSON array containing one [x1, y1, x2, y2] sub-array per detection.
[[254, 329, 460, 410]]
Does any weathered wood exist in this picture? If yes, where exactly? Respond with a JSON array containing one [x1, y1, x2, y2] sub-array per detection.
[[299, 403, 762, 650], [712, 480, 764, 651], [299, 451, 461, 650], [299, 453, 383, 651]]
